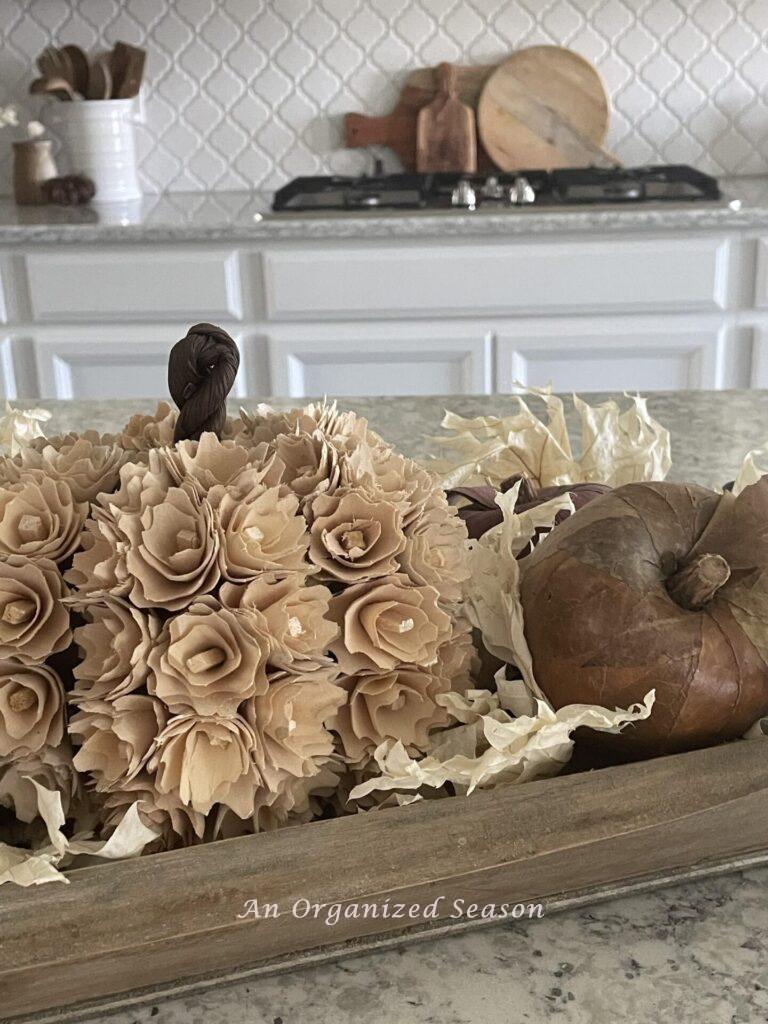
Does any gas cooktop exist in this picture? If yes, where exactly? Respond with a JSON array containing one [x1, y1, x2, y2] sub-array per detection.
[[272, 165, 721, 213]]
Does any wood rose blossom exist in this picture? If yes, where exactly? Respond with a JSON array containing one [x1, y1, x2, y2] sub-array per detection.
[[0, 393, 474, 851]]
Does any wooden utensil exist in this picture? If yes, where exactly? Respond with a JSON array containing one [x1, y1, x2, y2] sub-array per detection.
[[110, 41, 147, 99], [87, 57, 113, 100], [61, 43, 90, 97], [416, 62, 477, 173], [345, 63, 496, 171], [36, 45, 65, 81], [477, 45, 616, 171], [29, 75, 77, 102]]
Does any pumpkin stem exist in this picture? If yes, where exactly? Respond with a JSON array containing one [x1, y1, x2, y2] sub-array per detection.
[[666, 553, 731, 611]]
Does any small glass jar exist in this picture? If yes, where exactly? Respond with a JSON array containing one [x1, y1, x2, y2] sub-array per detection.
[[12, 139, 58, 205]]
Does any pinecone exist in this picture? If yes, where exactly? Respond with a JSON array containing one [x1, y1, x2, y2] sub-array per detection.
[[43, 175, 96, 206]]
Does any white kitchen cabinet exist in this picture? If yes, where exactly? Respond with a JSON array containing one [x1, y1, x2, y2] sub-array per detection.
[[749, 326, 768, 387], [263, 236, 732, 321], [32, 325, 249, 400], [497, 319, 726, 392], [25, 248, 243, 323], [267, 323, 492, 397], [0, 225, 762, 398], [0, 335, 24, 399], [754, 239, 768, 310]]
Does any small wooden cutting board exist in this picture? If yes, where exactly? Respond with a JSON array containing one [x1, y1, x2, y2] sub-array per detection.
[[416, 62, 477, 173], [344, 63, 496, 171]]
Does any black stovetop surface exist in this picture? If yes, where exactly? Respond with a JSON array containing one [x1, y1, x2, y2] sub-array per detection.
[[273, 165, 721, 213]]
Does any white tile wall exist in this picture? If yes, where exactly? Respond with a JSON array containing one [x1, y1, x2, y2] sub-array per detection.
[[2, 0, 767, 196]]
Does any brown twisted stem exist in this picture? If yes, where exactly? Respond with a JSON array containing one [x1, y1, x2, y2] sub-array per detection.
[[168, 323, 240, 443], [666, 552, 731, 611]]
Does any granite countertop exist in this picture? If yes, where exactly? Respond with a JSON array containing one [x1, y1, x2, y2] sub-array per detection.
[[39, 388, 768, 490], [0, 174, 765, 246], [29, 390, 768, 1024]]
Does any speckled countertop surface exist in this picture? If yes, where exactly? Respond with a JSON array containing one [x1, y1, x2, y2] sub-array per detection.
[[32, 390, 768, 1024], [40, 388, 768, 490], [0, 174, 765, 246]]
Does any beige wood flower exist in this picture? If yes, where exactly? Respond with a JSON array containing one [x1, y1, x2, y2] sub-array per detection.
[[341, 445, 434, 526], [3, 431, 128, 503], [0, 555, 71, 664], [329, 574, 452, 674], [309, 491, 406, 583], [148, 600, 270, 716], [220, 575, 338, 669], [330, 666, 451, 763], [0, 660, 64, 756], [120, 401, 178, 452], [65, 511, 130, 595], [212, 760, 342, 836], [166, 432, 260, 491], [69, 694, 167, 790], [0, 740, 79, 823], [150, 713, 259, 818], [275, 429, 341, 501], [120, 481, 220, 611], [217, 484, 309, 582], [401, 499, 470, 604], [245, 664, 345, 779], [432, 616, 480, 696], [0, 472, 86, 564], [99, 772, 206, 849], [70, 595, 162, 702]]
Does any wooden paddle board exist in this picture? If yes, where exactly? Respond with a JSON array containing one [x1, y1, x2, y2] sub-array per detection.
[[416, 62, 477, 173]]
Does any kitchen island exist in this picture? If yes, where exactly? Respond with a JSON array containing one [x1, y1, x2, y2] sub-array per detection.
[[2, 175, 768, 401], [28, 388, 768, 1024]]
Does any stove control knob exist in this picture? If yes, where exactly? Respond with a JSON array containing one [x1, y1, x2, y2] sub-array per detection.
[[482, 175, 504, 200], [451, 179, 477, 209], [509, 176, 536, 205]]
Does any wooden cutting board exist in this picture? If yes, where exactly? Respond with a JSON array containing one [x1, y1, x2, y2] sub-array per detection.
[[344, 63, 496, 171], [477, 46, 615, 170], [416, 62, 477, 173]]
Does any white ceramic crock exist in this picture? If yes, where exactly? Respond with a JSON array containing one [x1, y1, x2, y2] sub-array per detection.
[[54, 98, 142, 203]]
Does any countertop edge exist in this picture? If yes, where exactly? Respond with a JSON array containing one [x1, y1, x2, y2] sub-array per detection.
[[0, 200, 766, 246]]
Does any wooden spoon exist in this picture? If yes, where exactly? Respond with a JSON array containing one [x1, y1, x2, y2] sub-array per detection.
[[30, 75, 77, 102], [61, 44, 90, 98], [87, 57, 112, 100]]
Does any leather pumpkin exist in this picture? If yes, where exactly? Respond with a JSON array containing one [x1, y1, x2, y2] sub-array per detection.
[[520, 478, 768, 757]]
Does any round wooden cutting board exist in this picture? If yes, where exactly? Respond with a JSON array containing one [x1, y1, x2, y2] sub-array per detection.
[[477, 46, 611, 170]]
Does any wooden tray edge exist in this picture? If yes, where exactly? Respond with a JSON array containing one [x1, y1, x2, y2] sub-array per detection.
[[14, 848, 768, 1024]]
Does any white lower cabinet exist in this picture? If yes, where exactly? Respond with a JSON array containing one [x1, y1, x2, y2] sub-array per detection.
[[1, 229, 763, 399], [267, 323, 492, 397], [497, 320, 726, 392], [32, 325, 249, 400]]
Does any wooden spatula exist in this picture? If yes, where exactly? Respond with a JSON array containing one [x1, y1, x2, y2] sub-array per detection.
[[416, 62, 477, 174], [110, 41, 146, 98]]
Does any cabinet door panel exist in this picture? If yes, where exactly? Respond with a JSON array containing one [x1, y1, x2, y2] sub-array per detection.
[[497, 323, 724, 393], [268, 327, 491, 397], [33, 326, 247, 400], [264, 238, 730, 321], [26, 249, 242, 323]]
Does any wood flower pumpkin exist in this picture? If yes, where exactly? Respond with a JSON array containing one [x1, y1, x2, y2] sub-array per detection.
[[520, 479, 768, 757]]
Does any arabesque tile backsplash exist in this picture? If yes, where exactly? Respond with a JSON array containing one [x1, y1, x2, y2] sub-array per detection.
[[2, 0, 768, 196]]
